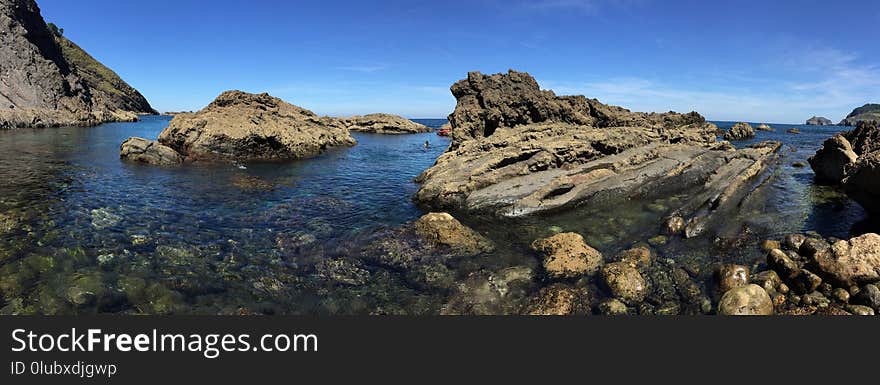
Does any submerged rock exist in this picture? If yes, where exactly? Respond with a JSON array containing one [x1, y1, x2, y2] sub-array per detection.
[[600, 262, 647, 305], [156, 91, 355, 162], [120, 137, 182, 165], [723, 122, 755, 141], [531, 232, 603, 278], [718, 284, 774, 315], [808, 135, 857, 184], [340, 113, 432, 134], [522, 284, 592, 315], [413, 212, 493, 255]]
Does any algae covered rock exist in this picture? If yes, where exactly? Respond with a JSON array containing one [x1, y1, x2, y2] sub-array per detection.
[[531, 232, 603, 278], [413, 212, 493, 255]]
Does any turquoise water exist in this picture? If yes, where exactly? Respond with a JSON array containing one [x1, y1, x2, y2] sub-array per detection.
[[0, 117, 872, 314]]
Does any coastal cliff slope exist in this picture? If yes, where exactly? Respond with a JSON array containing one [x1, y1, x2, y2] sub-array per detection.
[[0, 0, 154, 129], [839, 104, 880, 126]]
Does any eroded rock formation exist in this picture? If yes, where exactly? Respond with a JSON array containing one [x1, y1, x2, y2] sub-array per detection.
[[154, 91, 356, 162], [809, 121, 880, 215], [415, 71, 781, 240]]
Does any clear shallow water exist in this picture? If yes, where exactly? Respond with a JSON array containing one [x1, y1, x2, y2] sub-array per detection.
[[0, 118, 874, 314]]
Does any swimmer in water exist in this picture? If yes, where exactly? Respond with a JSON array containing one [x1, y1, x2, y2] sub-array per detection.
[[424, 140, 430, 148]]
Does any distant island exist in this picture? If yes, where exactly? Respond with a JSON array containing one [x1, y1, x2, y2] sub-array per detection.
[[839, 104, 880, 126], [806, 116, 833, 126]]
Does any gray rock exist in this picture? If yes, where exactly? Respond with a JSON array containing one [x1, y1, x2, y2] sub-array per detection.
[[120, 137, 182, 166], [808, 135, 858, 184], [718, 284, 774, 315]]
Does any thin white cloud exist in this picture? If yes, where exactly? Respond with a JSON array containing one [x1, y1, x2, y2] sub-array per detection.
[[335, 64, 388, 73]]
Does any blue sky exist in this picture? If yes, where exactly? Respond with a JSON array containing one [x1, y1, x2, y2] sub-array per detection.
[[39, 0, 880, 122]]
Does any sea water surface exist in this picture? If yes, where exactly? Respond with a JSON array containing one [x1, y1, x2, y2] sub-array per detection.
[[0, 117, 872, 314]]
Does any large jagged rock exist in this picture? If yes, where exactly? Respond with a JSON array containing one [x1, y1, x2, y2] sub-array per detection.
[[806, 116, 833, 126], [0, 0, 154, 129], [415, 71, 780, 231], [812, 233, 880, 286], [839, 104, 880, 126], [120, 137, 182, 166], [156, 91, 356, 162], [808, 135, 858, 184], [810, 122, 880, 215], [723, 122, 756, 141], [341, 113, 432, 134], [531, 232, 603, 278]]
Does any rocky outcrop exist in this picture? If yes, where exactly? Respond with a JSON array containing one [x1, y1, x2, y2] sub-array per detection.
[[808, 135, 857, 184], [414, 71, 780, 244], [806, 116, 833, 126], [341, 113, 432, 134], [0, 0, 154, 129], [809, 121, 880, 215], [723, 122, 755, 140], [755, 123, 773, 131], [119, 137, 182, 166], [156, 91, 355, 162], [839, 104, 880, 126]]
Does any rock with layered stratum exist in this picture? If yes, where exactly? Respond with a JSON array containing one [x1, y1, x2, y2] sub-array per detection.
[[807, 233, 880, 286], [839, 104, 880, 126], [156, 91, 355, 162], [806, 116, 833, 126], [723, 122, 756, 140], [341, 113, 432, 134], [718, 284, 774, 315], [531, 232, 603, 278], [0, 0, 154, 129], [415, 71, 780, 230], [413, 212, 493, 255], [808, 135, 858, 184], [120, 137, 182, 166]]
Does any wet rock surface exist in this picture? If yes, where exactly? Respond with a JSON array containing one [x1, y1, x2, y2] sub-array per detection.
[[119, 137, 182, 166], [413, 212, 494, 256], [532, 232, 603, 278], [810, 121, 880, 216], [718, 284, 773, 315]]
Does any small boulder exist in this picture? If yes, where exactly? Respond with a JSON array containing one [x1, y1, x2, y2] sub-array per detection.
[[598, 299, 629, 315], [600, 262, 647, 305], [413, 212, 494, 255], [615, 246, 653, 269], [718, 264, 749, 293], [751, 270, 782, 292], [810, 233, 880, 286], [718, 284, 774, 315], [854, 284, 880, 311], [522, 284, 592, 315], [120, 137, 182, 166], [767, 249, 800, 279], [531, 233, 604, 278]]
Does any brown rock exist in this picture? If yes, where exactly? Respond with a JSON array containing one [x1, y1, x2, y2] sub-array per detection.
[[718, 284, 774, 315], [718, 264, 749, 293], [522, 284, 592, 315], [808, 135, 858, 184], [413, 212, 493, 256], [157, 91, 355, 162], [600, 262, 647, 305], [615, 246, 653, 269], [767, 249, 800, 279], [809, 233, 880, 286], [341, 113, 432, 134], [531, 233, 603, 278], [761, 240, 781, 252], [723, 122, 756, 141], [751, 270, 782, 292], [120, 137, 182, 166]]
